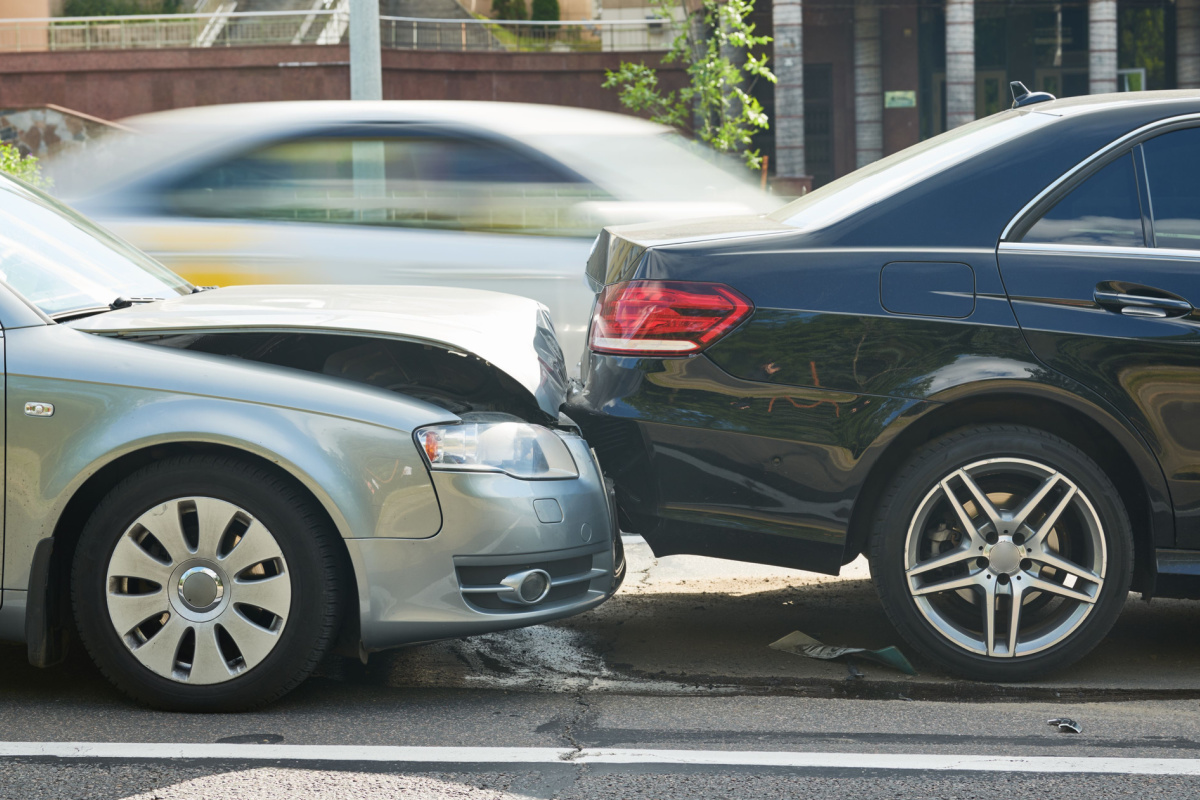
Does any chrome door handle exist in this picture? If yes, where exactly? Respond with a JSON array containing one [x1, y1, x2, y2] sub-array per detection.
[[1093, 290, 1193, 318]]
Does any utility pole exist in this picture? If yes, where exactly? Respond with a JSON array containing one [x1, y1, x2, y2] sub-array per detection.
[[349, 0, 382, 101], [349, 0, 385, 220]]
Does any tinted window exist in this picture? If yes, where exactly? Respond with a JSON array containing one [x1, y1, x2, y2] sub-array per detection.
[[1021, 153, 1144, 247], [166, 135, 611, 236], [1143, 127, 1200, 250]]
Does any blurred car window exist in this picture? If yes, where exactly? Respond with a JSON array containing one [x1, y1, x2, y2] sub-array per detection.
[[529, 131, 766, 205], [165, 133, 615, 237], [1021, 152, 1145, 248], [0, 183, 190, 317], [1142, 127, 1200, 251]]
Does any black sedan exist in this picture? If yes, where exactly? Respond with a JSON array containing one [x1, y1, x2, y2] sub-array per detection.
[[567, 89, 1200, 679]]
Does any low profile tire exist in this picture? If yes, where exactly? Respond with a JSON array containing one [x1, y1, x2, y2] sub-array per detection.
[[72, 455, 344, 711], [868, 425, 1132, 681]]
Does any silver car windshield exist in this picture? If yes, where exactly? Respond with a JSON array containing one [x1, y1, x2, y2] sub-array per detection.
[[768, 109, 1053, 232], [0, 178, 191, 318]]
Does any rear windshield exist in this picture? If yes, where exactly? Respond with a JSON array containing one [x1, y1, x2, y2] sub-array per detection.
[[768, 110, 1052, 232]]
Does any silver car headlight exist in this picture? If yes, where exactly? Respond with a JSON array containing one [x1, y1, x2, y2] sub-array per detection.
[[414, 422, 578, 480]]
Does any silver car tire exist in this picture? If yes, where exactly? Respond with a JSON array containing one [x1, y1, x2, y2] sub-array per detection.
[[72, 455, 344, 711], [868, 425, 1133, 681]]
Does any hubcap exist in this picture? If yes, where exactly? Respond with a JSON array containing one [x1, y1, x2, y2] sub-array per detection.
[[985, 540, 1024, 574], [903, 457, 1106, 659], [178, 566, 223, 612], [105, 497, 292, 685]]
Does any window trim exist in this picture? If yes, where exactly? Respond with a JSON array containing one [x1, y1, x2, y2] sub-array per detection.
[[1001, 113, 1200, 244], [1132, 143, 1156, 247], [998, 241, 1200, 261]]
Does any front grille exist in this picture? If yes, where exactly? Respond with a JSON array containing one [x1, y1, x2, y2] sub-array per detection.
[[456, 552, 603, 612]]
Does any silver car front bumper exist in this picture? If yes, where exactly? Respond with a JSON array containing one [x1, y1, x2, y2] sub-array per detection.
[[345, 433, 619, 651]]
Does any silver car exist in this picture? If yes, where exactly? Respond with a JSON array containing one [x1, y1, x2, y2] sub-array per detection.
[[0, 175, 620, 711], [50, 101, 782, 371]]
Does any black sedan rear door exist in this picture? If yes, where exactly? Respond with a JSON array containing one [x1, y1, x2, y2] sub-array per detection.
[[998, 124, 1200, 548]]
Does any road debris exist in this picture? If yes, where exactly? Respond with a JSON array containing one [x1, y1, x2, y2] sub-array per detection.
[[1048, 718, 1082, 734], [768, 631, 918, 676]]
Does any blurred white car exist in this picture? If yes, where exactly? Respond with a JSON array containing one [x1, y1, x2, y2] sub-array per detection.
[[52, 101, 782, 370]]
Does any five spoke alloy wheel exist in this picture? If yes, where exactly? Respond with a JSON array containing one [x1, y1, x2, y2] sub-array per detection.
[[870, 426, 1132, 680], [73, 456, 342, 711]]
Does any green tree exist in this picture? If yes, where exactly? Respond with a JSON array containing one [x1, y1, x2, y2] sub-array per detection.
[[0, 143, 52, 190], [62, 0, 182, 15], [492, 0, 527, 21], [602, 0, 775, 170], [1118, 7, 1165, 90], [530, 0, 558, 21]]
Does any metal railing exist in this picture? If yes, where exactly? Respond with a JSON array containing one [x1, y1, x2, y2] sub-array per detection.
[[0, 10, 348, 51], [379, 15, 680, 53], [0, 10, 679, 53]]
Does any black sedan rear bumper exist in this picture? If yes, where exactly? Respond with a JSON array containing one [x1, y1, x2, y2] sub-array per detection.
[[566, 353, 928, 575]]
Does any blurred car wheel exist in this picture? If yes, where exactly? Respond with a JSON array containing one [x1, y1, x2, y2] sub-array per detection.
[[869, 425, 1132, 680], [72, 455, 344, 711]]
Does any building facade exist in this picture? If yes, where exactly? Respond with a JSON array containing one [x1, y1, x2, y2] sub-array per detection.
[[762, 0, 1188, 187]]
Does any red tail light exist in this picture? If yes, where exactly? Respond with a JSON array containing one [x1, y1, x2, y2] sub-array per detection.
[[589, 280, 754, 357]]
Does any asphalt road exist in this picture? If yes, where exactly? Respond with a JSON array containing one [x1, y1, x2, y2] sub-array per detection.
[[4, 538, 1200, 799]]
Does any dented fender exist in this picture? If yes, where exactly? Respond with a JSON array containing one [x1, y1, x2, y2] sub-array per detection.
[[3, 324, 452, 595]]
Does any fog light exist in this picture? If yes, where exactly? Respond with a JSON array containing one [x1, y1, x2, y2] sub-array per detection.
[[500, 569, 552, 605]]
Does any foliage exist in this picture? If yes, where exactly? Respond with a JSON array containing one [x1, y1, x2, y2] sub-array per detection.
[[1118, 7, 1165, 91], [62, 0, 181, 15], [492, 0, 527, 21], [602, 0, 775, 170], [0, 143, 52, 190], [530, 0, 558, 21]]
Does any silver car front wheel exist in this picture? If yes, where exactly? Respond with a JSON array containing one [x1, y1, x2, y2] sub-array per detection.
[[74, 456, 343, 711], [106, 497, 292, 685]]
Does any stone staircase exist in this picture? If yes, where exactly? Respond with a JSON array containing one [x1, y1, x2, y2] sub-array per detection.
[[190, 0, 499, 49], [380, 0, 501, 50], [381, 0, 474, 19]]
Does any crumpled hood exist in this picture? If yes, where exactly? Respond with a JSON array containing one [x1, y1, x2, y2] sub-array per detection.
[[69, 284, 569, 419]]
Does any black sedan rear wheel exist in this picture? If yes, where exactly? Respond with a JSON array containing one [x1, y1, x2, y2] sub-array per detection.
[[72, 455, 344, 711], [868, 425, 1132, 680]]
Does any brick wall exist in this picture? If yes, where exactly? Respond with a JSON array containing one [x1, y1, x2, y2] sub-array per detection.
[[0, 45, 684, 122]]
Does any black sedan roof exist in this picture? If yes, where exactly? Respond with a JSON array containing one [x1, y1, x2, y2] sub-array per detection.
[[600, 91, 1200, 261], [766, 90, 1200, 250]]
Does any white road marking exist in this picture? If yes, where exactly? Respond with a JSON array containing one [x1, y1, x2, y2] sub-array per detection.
[[3, 743, 1200, 775]]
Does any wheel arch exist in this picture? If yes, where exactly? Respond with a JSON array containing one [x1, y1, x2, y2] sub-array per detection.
[[29, 440, 359, 667], [843, 384, 1172, 595]]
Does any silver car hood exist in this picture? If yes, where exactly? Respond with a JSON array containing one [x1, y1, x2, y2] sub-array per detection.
[[69, 285, 569, 419]]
